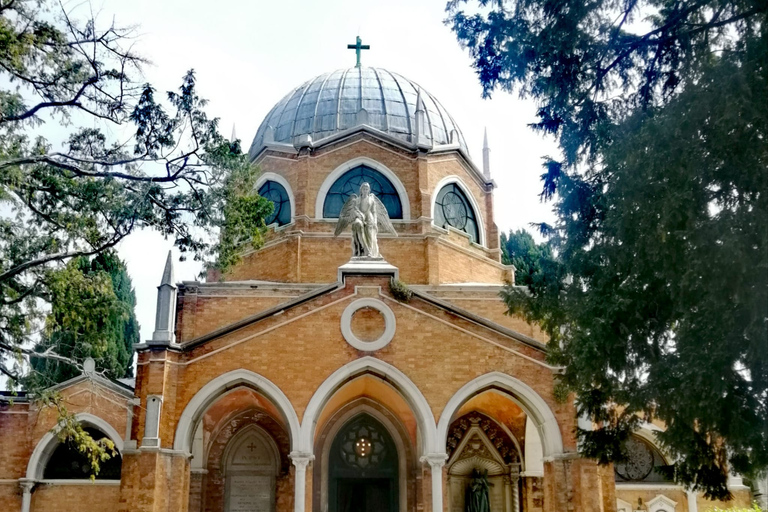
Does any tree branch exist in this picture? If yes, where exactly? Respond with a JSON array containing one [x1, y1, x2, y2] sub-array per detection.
[[0, 233, 124, 284], [0, 153, 205, 182], [0, 77, 98, 123]]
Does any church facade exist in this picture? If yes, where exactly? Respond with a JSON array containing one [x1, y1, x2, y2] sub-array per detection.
[[0, 65, 756, 512]]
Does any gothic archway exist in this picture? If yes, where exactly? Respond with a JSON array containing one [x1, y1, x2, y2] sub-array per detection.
[[222, 425, 280, 512], [328, 413, 399, 512], [446, 413, 522, 512]]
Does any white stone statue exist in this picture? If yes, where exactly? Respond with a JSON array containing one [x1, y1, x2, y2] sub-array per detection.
[[334, 182, 396, 259]]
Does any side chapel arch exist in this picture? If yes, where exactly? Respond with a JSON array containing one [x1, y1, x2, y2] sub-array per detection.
[[26, 412, 124, 481], [222, 424, 281, 512], [446, 413, 523, 512], [173, 369, 301, 455], [314, 157, 412, 220], [437, 372, 564, 459]]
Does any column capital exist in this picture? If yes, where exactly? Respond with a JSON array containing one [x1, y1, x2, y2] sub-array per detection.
[[420, 453, 448, 469], [289, 451, 315, 469], [19, 478, 35, 492]]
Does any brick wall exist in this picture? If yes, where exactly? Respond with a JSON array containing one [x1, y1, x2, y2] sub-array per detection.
[[31, 483, 120, 511]]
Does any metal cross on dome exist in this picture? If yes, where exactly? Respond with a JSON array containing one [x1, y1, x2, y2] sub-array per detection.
[[347, 36, 370, 68]]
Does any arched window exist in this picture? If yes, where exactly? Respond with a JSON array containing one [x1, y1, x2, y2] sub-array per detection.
[[43, 427, 122, 479], [329, 414, 398, 512], [258, 180, 292, 226], [322, 165, 403, 219], [614, 435, 671, 483], [433, 183, 480, 244]]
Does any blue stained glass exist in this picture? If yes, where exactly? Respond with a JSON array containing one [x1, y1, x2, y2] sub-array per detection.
[[259, 180, 291, 226], [434, 183, 479, 244], [323, 166, 403, 219]]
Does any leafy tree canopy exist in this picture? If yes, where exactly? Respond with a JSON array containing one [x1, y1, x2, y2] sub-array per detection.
[[0, 0, 274, 477], [448, 0, 767, 499], [0, 0, 273, 388], [500, 228, 552, 286], [28, 251, 139, 388]]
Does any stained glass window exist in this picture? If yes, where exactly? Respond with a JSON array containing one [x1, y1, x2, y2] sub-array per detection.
[[43, 427, 122, 479], [338, 417, 388, 469], [258, 180, 291, 226], [434, 183, 480, 244], [322, 165, 403, 219], [329, 414, 398, 512]]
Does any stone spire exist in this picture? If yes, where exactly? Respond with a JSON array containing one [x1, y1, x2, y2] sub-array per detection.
[[150, 250, 177, 345], [482, 127, 491, 179], [231, 124, 237, 143]]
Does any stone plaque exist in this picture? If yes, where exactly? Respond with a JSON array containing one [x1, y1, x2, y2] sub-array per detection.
[[227, 474, 273, 512]]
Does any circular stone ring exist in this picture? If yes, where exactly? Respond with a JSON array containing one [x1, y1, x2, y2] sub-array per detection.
[[340, 298, 396, 351]]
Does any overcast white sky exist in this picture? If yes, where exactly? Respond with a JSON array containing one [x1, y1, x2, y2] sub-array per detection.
[[87, 0, 559, 342]]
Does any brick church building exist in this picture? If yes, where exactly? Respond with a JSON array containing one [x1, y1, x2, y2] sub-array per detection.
[[0, 64, 756, 512]]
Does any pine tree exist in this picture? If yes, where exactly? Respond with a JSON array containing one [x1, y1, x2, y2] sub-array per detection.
[[500, 229, 552, 287], [448, 0, 767, 498], [28, 252, 139, 386]]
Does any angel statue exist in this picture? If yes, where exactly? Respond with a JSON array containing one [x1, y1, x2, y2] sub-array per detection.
[[334, 182, 396, 259]]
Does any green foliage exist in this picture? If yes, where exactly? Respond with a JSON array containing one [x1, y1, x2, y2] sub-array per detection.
[[0, 0, 271, 475], [706, 504, 764, 512], [0, 0, 271, 387], [37, 391, 117, 479], [28, 252, 139, 387], [449, 0, 767, 500], [500, 229, 552, 286], [390, 278, 413, 303]]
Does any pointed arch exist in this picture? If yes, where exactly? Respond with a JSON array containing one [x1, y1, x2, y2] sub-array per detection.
[[314, 157, 411, 220], [436, 372, 564, 458], [173, 369, 301, 454], [222, 424, 280, 476], [315, 399, 411, 512], [26, 412, 124, 480], [299, 356, 436, 456]]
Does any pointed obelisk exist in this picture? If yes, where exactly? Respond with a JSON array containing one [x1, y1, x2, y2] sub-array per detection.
[[413, 89, 430, 149], [149, 250, 177, 345], [482, 127, 491, 180]]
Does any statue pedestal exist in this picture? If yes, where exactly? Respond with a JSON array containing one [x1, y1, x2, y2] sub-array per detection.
[[338, 258, 399, 282]]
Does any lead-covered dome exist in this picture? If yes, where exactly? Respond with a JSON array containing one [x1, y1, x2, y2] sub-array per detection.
[[249, 67, 468, 159]]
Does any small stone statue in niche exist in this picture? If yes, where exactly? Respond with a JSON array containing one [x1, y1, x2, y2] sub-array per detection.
[[334, 182, 396, 259], [466, 469, 492, 512]]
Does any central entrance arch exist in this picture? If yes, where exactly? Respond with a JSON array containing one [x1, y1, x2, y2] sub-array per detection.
[[329, 414, 398, 512]]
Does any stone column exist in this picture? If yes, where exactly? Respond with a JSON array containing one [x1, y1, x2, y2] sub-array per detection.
[[421, 453, 448, 512], [504, 476, 513, 512], [508, 471, 520, 512], [686, 490, 698, 512], [290, 452, 314, 512], [19, 479, 34, 512]]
